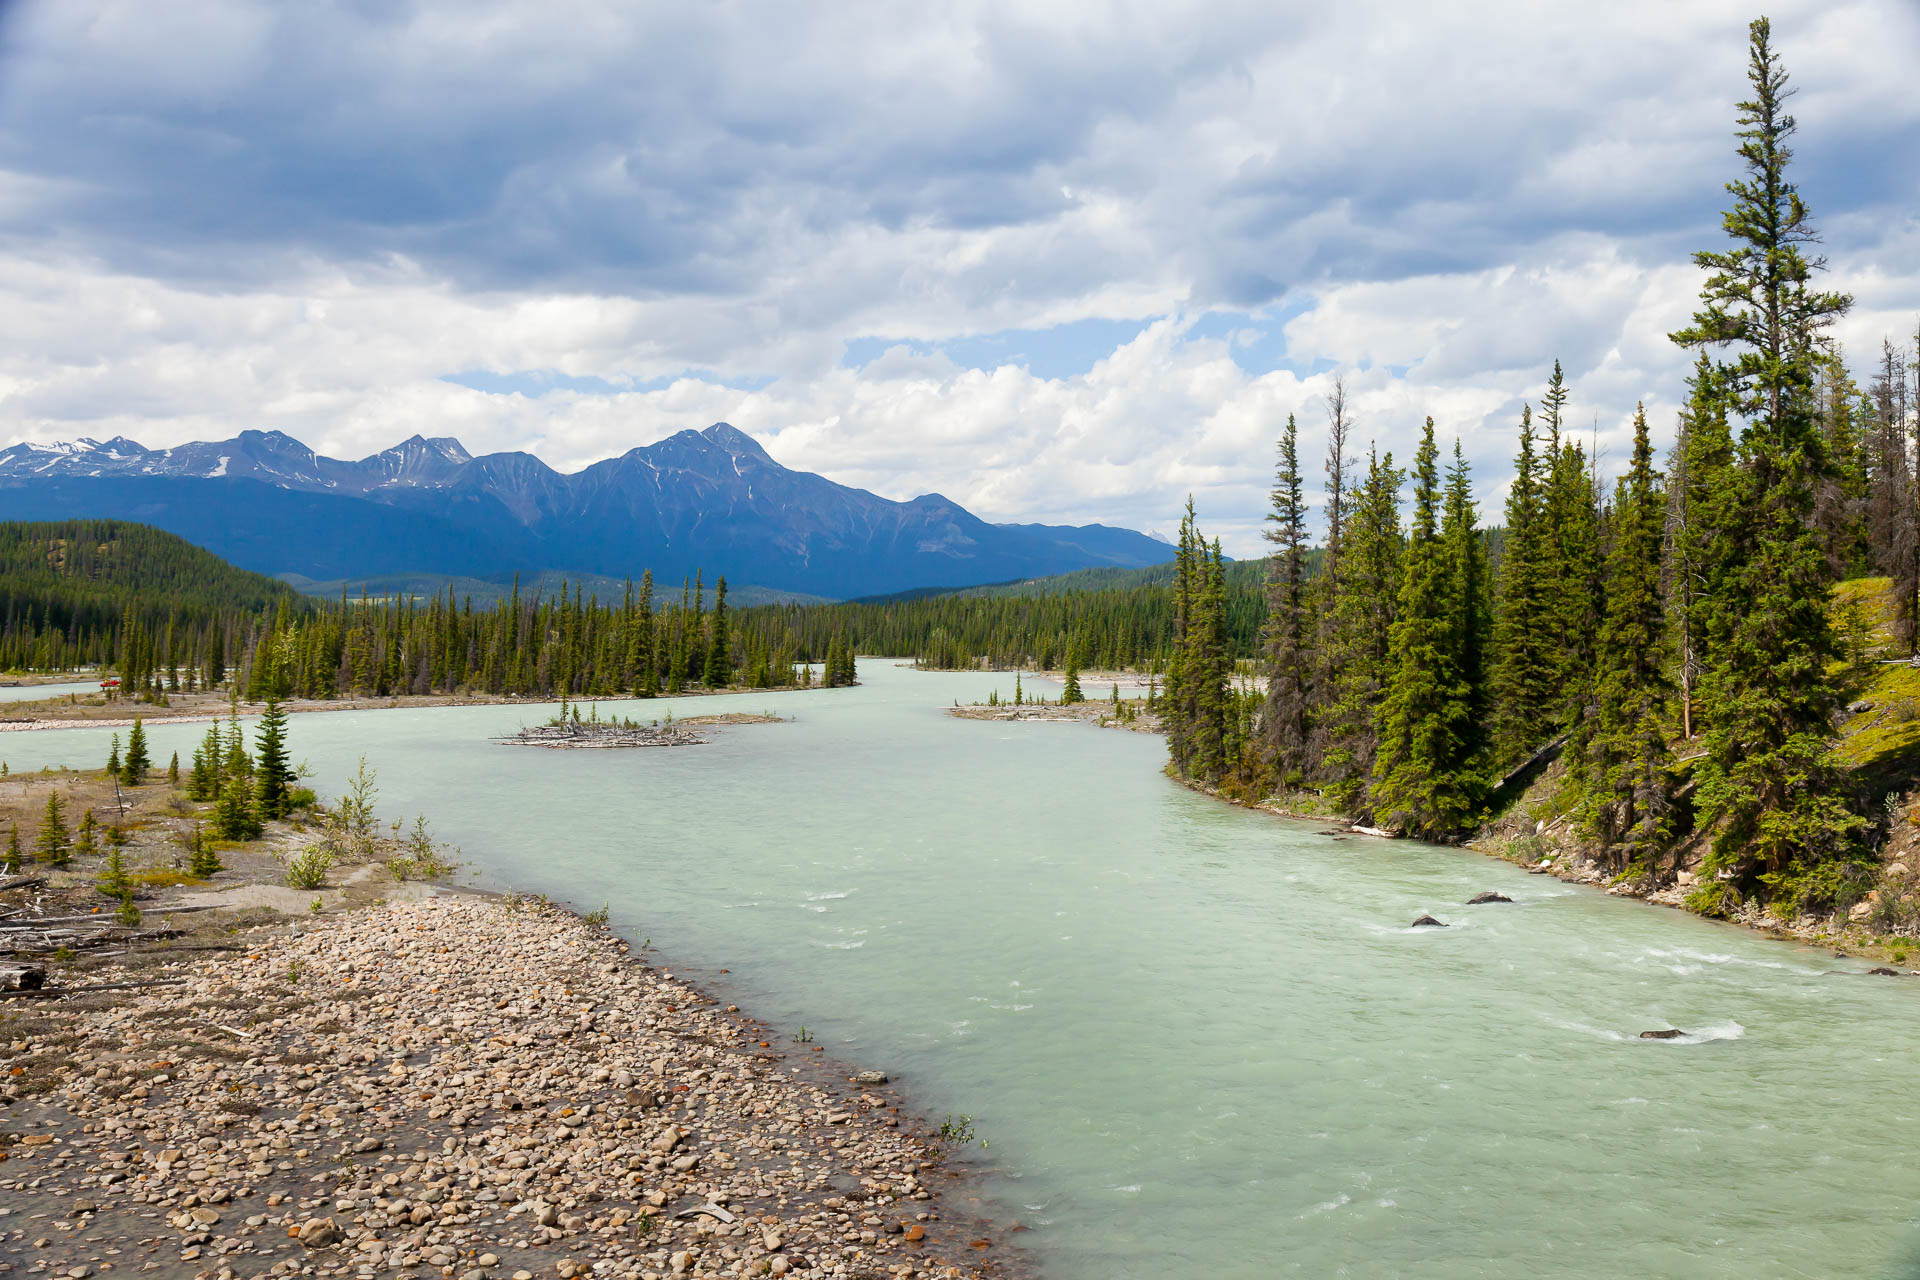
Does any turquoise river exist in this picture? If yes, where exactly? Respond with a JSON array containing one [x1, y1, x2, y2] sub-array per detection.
[[4, 661, 1919, 1278]]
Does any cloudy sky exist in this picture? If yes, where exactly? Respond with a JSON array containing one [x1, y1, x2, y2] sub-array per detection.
[[1, 1, 1915, 552]]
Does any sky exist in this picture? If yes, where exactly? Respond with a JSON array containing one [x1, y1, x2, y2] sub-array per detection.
[[0, 1, 1915, 554]]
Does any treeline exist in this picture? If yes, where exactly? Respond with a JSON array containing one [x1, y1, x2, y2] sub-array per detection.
[[1161, 18, 1916, 919], [0, 529, 868, 699], [0, 519, 297, 672], [737, 570, 1266, 673]]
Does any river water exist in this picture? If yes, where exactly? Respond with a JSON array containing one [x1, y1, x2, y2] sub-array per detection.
[[5, 661, 1919, 1278]]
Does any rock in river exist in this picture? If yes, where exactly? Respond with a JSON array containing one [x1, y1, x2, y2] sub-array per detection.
[[1639, 1029, 1685, 1040], [1410, 914, 1448, 928], [1466, 892, 1513, 905]]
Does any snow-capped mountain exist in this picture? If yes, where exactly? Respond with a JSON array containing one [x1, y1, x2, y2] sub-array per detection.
[[0, 424, 1172, 598]]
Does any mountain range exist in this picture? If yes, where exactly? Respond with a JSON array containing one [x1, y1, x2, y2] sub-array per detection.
[[0, 424, 1173, 598]]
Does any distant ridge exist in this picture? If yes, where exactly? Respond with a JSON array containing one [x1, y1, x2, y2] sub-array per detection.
[[0, 424, 1173, 599]]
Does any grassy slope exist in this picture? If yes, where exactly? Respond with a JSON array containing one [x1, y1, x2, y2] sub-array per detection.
[[1479, 575, 1920, 946]]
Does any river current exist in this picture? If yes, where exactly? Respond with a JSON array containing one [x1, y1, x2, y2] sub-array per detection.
[[5, 661, 1919, 1278]]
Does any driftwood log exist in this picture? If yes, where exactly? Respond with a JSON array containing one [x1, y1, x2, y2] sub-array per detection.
[[0, 963, 46, 991], [498, 722, 708, 749]]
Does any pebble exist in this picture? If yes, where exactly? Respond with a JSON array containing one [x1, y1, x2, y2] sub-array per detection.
[[1, 896, 990, 1280]]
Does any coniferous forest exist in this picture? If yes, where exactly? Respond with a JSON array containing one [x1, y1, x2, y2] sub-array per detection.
[[1160, 19, 1918, 920]]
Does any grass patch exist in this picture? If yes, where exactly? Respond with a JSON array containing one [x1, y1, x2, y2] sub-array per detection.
[[130, 867, 206, 889]]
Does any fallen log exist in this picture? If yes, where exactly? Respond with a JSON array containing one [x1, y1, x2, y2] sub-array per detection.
[[0, 904, 221, 930], [1, 977, 187, 1000], [0, 963, 46, 991]]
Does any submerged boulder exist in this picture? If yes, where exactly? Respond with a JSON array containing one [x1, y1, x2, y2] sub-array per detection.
[[1465, 891, 1513, 905], [1639, 1029, 1685, 1040], [1867, 967, 1901, 977], [1409, 914, 1448, 928]]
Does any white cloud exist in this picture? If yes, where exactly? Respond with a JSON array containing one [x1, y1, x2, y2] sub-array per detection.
[[0, 0, 1914, 557]]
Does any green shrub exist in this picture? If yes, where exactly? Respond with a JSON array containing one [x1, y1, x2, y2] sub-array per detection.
[[284, 845, 333, 891]]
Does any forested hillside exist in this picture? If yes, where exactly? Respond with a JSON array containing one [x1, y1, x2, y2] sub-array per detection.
[[0, 520, 300, 672]]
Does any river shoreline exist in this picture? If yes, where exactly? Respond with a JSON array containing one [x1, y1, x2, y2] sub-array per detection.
[[0, 759, 1016, 1280], [0, 684, 833, 734]]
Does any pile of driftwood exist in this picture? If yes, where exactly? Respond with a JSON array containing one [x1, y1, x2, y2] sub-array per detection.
[[0, 872, 218, 1000], [497, 721, 708, 749]]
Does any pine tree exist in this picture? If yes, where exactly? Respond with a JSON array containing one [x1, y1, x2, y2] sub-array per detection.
[[1669, 17, 1865, 914], [35, 791, 69, 866], [1310, 378, 1352, 766], [1261, 413, 1312, 786], [167, 751, 180, 787], [188, 821, 222, 878], [1667, 355, 1738, 739], [1489, 406, 1557, 764], [1371, 418, 1476, 838], [106, 733, 121, 778], [1536, 365, 1604, 754], [73, 808, 99, 860], [214, 770, 263, 842], [254, 698, 294, 820], [633, 570, 660, 697], [1060, 644, 1083, 704], [1585, 405, 1676, 874], [1868, 339, 1919, 652], [1320, 447, 1404, 814], [703, 578, 733, 688], [122, 716, 150, 785], [2, 822, 20, 874], [97, 838, 132, 898], [1441, 440, 1491, 780]]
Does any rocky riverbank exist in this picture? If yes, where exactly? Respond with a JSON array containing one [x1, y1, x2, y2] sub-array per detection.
[[0, 895, 1013, 1280]]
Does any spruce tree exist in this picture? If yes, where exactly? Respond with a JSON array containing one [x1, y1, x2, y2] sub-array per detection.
[[1310, 379, 1352, 764], [1261, 413, 1312, 786], [35, 791, 69, 866], [1536, 365, 1603, 752], [1163, 501, 1202, 775], [73, 808, 99, 861], [703, 578, 733, 688], [1667, 355, 1738, 739], [214, 770, 263, 842], [168, 751, 180, 787], [1488, 406, 1557, 764], [1320, 447, 1404, 814], [97, 838, 131, 898], [1060, 644, 1083, 704], [254, 698, 293, 820], [1669, 17, 1865, 913], [122, 716, 150, 785], [188, 821, 222, 878], [106, 733, 121, 778], [1371, 419, 1475, 838], [1585, 405, 1676, 873], [1441, 440, 1491, 779], [3, 822, 20, 874]]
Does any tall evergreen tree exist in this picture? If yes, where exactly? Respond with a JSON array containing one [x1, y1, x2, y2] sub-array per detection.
[[1319, 446, 1403, 814], [254, 698, 294, 820], [1585, 405, 1676, 873], [3, 822, 20, 874], [1667, 354, 1738, 739], [1669, 17, 1866, 913], [122, 716, 150, 785], [1261, 413, 1312, 785], [1489, 406, 1558, 764], [703, 578, 733, 688], [35, 791, 69, 866], [1441, 440, 1491, 778], [1371, 419, 1476, 838]]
